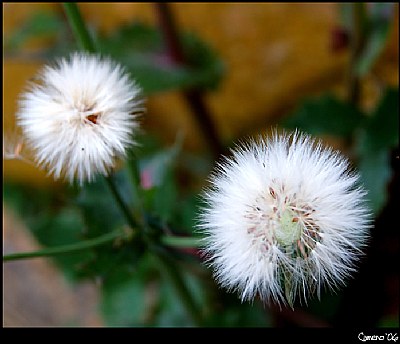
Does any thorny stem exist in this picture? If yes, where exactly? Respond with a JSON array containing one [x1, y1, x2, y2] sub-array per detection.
[[154, 3, 224, 160], [63, 3, 96, 53], [3, 228, 127, 262]]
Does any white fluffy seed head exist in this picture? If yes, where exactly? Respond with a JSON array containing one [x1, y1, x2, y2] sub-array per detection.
[[198, 131, 371, 307], [16, 52, 144, 185]]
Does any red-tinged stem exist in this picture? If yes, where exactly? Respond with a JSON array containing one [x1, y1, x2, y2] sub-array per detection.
[[154, 3, 224, 159]]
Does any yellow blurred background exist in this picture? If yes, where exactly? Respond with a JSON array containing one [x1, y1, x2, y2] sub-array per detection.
[[3, 3, 399, 186]]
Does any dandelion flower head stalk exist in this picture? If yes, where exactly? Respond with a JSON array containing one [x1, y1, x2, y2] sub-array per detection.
[[16, 52, 143, 184], [199, 131, 370, 306]]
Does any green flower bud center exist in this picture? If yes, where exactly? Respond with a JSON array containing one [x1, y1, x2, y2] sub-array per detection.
[[276, 209, 302, 246]]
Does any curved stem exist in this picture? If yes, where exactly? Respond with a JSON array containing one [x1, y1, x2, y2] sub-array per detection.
[[3, 228, 127, 262], [161, 235, 202, 248], [105, 175, 138, 230], [62, 3, 203, 325], [63, 3, 138, 232], [63, 3, 96, 53]]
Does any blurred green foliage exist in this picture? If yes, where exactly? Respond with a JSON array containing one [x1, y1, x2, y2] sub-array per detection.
[[5, 11, 66, 52], [340, 3, 396, 76], [4, 12, 224, 95], [283, 87, 398, 215], [3, 136, 271, 326], [3, 3, 398, 327]]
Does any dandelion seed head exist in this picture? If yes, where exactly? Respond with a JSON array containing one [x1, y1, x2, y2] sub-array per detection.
[[16, 52, 144, 184], [199, 131, 371, 306]]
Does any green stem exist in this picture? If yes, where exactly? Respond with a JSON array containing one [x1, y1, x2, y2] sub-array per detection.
[[3, 229, 124, 262], [126, 151, 149, 231], [161, 235, 202, 248], [348, 2, 367, 107], [61, 3, 203, 325], [63, 3, 138, 232], [152, 247, 203, 326], [63, 2, 96, 53], [105, 175, 138, 230]]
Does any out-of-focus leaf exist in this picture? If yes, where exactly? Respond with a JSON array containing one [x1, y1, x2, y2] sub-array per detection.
[[154, 272, 195, 327], [97, 22, 224, 94], [101, 253, 157, 326], [339, 3, 394, 77], [357, 148, 391, 215], [138, 135, 182, 223], [3, 182, 93, 281], [74, 169, 147, 279], [339, 3, 353, 31], [31, 207, 96, 281], [151, 253, 209, 327], [171, 194, 202, 235], [305, 291, 343, 323], [203, 292, 271, 327], [356, 88, 399, 215], [282, 94, 363, 138], [378, 315, 400, 328], [4, 11, 64, 52], [356, 3, 396, 76], [360, 88, 399, 152], [76, 170, 133, 238]]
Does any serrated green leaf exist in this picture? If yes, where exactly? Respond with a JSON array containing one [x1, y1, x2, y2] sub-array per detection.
[[282, 94, 364, 138]]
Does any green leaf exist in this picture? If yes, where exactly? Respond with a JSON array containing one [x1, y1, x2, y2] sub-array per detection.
[[203, 292, 271, 327], [97, 22, 224, 94], [138, 135, 183, 223], [362, 88, 399, 152], [101, 253, 157, 326], [4, 11, 64, 51], [357, 148, 391, 215], [73, 169, 147, 279], [356, 88, 398, 215], [282, 94, 364, 138], [355, 3, 396, 76], [76, 170, 133, 238], [378, 315, 400, 328], [154, 272, 195, 326], [151, 255, 207, 327], [3, 182, 93, 281]]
